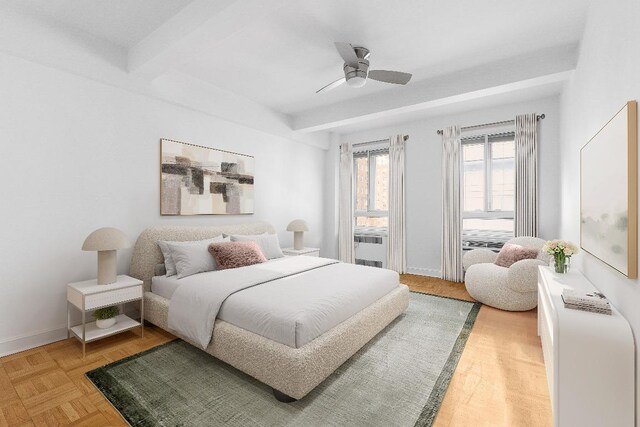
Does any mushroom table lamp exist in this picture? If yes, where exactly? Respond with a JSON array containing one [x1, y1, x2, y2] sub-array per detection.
[[287, 219, 309, 251], [82, 227, 131, 285]]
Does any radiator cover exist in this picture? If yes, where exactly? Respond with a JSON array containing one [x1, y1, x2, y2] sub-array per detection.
[[354, 231, 387, 268]]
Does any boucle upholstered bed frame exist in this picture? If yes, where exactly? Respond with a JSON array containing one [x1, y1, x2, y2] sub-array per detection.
[[129, 222, 409, 401]]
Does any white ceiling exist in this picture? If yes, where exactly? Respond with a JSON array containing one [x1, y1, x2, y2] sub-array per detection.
[[2, 0, 589, 138], [173, 0, 588, 114], [9, 0, 194, 48]]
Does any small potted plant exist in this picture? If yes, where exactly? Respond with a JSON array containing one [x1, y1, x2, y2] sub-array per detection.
[[542, 239, 578, 273], [93, 306, 120, 329]]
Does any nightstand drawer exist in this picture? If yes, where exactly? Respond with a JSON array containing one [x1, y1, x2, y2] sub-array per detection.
[[84, 285, 142, 310]]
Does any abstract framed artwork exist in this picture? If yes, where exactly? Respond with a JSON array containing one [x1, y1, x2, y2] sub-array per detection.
[[580, 101, 637, 278], [160, 139, 254, 215]]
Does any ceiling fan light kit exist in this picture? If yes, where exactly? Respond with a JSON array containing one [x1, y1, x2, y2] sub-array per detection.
[[317, 42, 412, 93], [344, 64, 368, 87]]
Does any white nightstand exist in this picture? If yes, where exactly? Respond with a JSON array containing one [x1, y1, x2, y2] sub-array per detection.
[[67, 275, 144, 358], [282, 247, 320, 257]]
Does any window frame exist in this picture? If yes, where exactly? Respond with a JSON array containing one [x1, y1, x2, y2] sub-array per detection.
[[462, 132, 515, 221], [353, 148, 389, 223]]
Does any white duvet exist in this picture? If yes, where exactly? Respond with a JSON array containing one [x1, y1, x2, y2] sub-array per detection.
[[167, 256, 400, 349]]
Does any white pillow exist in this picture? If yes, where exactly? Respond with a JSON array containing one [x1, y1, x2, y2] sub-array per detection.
[[229, 233, 284, 259], [157, 240, 178, 276], [163, 236, 228, 279]]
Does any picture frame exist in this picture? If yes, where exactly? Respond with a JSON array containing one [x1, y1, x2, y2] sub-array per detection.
[[580, 101, 637, 278], [160, 139, 255, 216]]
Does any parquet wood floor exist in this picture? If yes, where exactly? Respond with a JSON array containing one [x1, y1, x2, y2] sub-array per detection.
[[0, 275, 551, 426]]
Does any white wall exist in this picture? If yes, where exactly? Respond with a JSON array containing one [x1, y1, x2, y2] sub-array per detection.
[[326, 96, 561, 275], [559, 1, 640, 421], [0, 52, 326, 355]]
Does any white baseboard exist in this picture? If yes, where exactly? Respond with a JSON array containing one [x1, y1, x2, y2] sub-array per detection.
[[0, 308, 143, 357], [0, 324, 67, 357], [406, 267, 441, 277]]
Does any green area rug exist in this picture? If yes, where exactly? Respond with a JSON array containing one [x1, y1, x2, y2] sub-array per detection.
[[87, 292, 480, 427]]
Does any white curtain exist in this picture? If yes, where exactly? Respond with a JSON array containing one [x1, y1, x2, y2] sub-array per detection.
[[388, 135, 407, 273], [338, 142, 354, 263], [441, 126, 464, 282], [515, 113, 539, 237]]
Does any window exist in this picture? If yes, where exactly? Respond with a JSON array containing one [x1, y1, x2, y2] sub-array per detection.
[[354, 149, 389, 228], [462, 133, 515, 249]]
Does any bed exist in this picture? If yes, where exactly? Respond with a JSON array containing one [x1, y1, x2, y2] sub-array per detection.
[[129, 222, 409, 401]]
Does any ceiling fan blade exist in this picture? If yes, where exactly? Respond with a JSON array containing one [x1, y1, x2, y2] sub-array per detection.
[[316, 77, 346, 93], [369, 70, 412, 85], [334, 42, 359, 67]]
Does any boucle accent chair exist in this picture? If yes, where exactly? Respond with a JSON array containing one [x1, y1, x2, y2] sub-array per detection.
[[463, 237, 549, 311]]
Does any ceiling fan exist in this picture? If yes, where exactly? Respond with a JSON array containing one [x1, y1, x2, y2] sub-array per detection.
[[316, 42, 412, 93]]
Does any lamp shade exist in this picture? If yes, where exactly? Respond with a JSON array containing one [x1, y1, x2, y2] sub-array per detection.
[[82, 227, 131, 251], [287, 220, 309, 232]]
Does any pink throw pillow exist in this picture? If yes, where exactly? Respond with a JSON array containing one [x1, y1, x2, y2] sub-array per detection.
[[494, 243, 539, 268], [208, 241, 267, 270]]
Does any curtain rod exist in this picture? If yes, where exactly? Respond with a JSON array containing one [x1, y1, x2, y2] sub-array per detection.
[[436, 114, 545, 135], [349, 135, 409, 148], [462, 131, 515, 141]]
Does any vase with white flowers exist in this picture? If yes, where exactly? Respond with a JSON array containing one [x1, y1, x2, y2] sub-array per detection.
[[542, 240, 578, 273]]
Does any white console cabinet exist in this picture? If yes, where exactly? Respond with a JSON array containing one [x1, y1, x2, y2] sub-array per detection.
[[537, 266, 634, 426]]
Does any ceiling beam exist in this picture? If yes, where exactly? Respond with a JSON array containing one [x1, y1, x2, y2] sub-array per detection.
[[0, 5, 330, 150], [153, 70, 331, 149], [296, 72, 572, 133], [292, 44, 578, 133], [128, 0, 291, 80]]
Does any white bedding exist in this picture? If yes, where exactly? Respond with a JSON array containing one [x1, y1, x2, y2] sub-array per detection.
[[161, 257, 400, 349], [151, 259, 298, 299], [151, 274, 182, 300]]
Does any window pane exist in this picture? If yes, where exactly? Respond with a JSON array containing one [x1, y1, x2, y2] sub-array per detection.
[[463, 143, 485, 212], [373, 153, 389, 211], [463, 218, 514, 233], [490, 140, 515, 211], [354, 156, 368, 211], [356, 216, 389, 228]]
